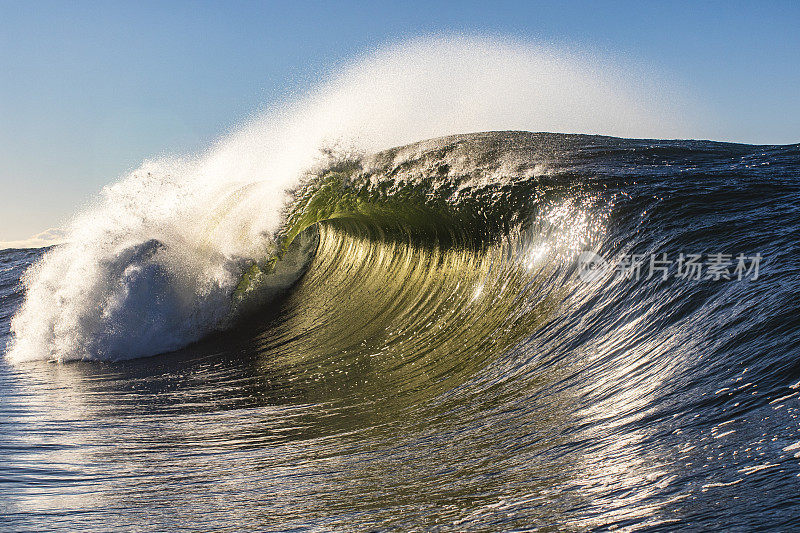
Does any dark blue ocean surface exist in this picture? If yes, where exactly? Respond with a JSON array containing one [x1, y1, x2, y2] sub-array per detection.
[[1, 133, 799, 531]]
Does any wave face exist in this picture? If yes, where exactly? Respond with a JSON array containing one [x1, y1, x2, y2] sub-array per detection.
[[2, 132, 800, 530]]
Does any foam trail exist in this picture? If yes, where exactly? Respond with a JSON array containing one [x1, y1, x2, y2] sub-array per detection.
[[7, 36, 696, 362]]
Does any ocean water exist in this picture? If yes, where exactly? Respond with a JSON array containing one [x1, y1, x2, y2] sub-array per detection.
[[1, 132, 799, 531]]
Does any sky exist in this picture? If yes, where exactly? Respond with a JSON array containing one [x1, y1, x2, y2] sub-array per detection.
[[1, 0, 798, 243]]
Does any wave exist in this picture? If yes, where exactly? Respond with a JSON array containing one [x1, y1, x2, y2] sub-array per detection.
[[7, 132, 605, 362], [2, 133, 799, 530], [5, 36, 699, 363]]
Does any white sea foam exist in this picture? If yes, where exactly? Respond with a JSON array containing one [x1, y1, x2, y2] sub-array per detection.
[[7, 36, 697, 362]]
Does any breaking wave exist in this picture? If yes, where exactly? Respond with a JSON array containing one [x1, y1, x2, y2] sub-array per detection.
[[6, 36, 695, 363]]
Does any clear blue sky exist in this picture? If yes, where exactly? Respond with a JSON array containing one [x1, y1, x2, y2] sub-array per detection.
[[1, 0, 798, 241]]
